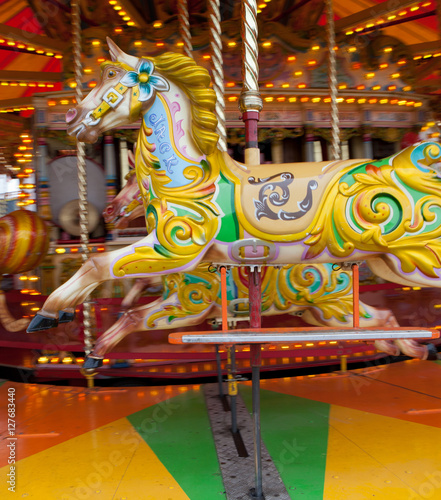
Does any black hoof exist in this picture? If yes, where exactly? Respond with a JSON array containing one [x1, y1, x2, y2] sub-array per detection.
[[426, 343, 439, 361], [83, 356, 103, 369], [59, 310, 75, 324], [27, 314, 58, 333]]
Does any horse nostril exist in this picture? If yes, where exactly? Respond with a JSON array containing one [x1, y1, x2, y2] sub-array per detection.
[[106, 206, 114, 215], [66, 109, 77, 124]]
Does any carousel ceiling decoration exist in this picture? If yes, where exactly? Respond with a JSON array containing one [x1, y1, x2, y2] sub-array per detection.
[[0, 0, 439, 163]]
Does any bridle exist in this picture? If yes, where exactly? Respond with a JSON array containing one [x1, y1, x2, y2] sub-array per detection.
[[83, 71, 140, 126]]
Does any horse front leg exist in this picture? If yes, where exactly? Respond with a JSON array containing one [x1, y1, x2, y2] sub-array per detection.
[[27, 234, 200, 332], [83, 296, 216, 369], [27, 252, 114, 331]]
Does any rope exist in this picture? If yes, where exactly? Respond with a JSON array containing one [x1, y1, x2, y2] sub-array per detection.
[[326, 0, 341, 161], [72, 0, 93, 356], [177, 0, 192, 58], [208, 0, 227, 152]]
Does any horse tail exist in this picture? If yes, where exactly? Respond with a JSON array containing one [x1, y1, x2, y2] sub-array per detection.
[[0, 210, 50, 274]]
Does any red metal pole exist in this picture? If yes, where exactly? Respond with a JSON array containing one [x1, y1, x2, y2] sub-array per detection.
[[352, 263, 360, 328], [221, 266, 228, 331], [248, 266, 263, 500], [243, 111, 260, 150]]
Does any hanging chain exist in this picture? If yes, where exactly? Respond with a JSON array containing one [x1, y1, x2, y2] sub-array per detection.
[[72, 0, 93, 356], [177, 0, 192, 58], [326, 0, 341, 161], [239, 0, 262, 114], [208, 0, 227, 152]]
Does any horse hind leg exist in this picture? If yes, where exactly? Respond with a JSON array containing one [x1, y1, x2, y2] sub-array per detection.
[[392, 339, 439, 360], [83, 305, 148, 369], [83, 296, 216, 369], [362, 306, 439, 360]]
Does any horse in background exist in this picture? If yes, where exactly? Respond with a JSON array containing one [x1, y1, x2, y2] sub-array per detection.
[[85, 262, 419, 367], [103, 148, 144, 229]]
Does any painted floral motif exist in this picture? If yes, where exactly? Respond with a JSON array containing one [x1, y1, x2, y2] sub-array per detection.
[[120, 59, 169, 101]]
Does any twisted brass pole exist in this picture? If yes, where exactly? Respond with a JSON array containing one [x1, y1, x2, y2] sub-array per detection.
[[326, 0, 341, 160], [72, 0, 93, 357], [239, 0, 262, 165], [208, 0, 227, 152], [239, 0, 262, 116], [177, 0, 192, 58]]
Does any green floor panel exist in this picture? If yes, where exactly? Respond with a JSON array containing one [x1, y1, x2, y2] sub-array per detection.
[[127, 388, 226, 500], [240, 385, 330, 499]]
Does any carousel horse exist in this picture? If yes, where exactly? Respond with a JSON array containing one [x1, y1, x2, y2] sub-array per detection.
[[80, 162, 435, 367], [0, 210, 49, 331], [28, 39, 441, 344]]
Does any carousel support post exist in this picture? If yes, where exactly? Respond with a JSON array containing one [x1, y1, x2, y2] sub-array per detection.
[[340, 354, 348, 372], [221, 267, 238, 433], [363, 130, 374, 159], [239, 0, 263, 166], [177, 0, 192, 58], [249, 266, 263, 500], [37, 138, 52, 221], [227, 345, 238, 433], [104, 135, 117, 239], [305, 128, 316, 162], [215, 345, 224, 399], [326, 0, 341, 161], [208, 0, 228, 405], [72, 0, 94, 380], [240, 2, 264, 497]]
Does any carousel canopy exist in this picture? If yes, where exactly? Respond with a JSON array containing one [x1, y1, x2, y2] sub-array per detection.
[[0, 0, 440, 168]]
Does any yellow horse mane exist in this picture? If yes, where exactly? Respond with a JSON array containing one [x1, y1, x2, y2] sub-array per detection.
[[146, 53, 219, 156]]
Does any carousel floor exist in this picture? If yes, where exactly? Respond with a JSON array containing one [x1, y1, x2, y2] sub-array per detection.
[[1, 359, 441, 499]]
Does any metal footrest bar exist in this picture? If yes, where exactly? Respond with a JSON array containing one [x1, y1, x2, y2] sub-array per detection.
[[169, 327, 439, 345]]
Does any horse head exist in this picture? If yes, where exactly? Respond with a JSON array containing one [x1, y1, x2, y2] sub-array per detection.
[[66, 38, 169, 143]]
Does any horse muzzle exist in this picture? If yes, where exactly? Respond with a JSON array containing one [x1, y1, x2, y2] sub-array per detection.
[[66, 108, 77, 124]]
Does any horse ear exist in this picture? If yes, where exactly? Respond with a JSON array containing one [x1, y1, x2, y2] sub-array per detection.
[[107, 37, 123, 62], [106, 37, 139, 68]]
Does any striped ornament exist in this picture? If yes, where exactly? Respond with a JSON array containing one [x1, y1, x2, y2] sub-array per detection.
[[0, 210, 50, 275]]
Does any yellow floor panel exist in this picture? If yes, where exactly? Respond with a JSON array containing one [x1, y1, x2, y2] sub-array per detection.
[[324, 405, 441, 499], [114, 437, 190, 500], [0, 416, 190, 500]]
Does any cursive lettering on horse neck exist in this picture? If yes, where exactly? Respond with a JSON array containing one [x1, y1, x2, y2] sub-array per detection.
[[149, 113, 178, 174]]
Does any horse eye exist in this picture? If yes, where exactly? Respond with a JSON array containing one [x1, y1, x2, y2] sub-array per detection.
[[108, 70, 116, 77]]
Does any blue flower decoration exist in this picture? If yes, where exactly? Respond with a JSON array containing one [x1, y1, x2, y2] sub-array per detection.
[[120, 59, 169, 101]]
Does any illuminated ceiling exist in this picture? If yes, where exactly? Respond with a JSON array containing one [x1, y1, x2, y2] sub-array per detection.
[[0, 0, 439, 148]]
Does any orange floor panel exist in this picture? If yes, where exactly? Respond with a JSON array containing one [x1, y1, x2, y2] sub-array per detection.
[[0, 359, 440, 499]]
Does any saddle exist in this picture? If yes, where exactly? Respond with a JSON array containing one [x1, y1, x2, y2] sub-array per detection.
[[221, 152, 366, 241]]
